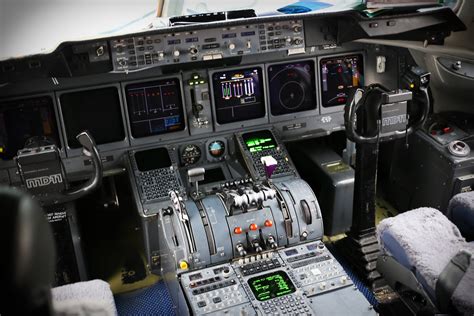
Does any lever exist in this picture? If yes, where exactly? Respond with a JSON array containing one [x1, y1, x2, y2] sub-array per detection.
[[235, 243, 247, 257], [301, 199, 312, 225], [260, 156, 278, 179], [188, 167, 205, 197], [251, 240, 263, 253], [267, 235, 278, 250]]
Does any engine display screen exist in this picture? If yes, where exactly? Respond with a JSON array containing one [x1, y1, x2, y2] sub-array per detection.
[[0, 96, 60, 160], [248, 271, 296, 301], [134, 147, 171, 172], [268, 60, 317, 116], [125, 78, 185, 138], [320, 54, 364, 108], [212, 67, 265, 124], [60, 87, 125, 148], [242, 130, 277, 153]]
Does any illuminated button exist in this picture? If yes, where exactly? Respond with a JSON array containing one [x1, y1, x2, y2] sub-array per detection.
[[234, 227, 243, 234], [179, 260, 189, 270], [249, 223, 258, 231], [264, 219, 273, 227]]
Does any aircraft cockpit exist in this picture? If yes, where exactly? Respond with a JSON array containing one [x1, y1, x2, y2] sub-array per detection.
[[0, 0, 473, 315]]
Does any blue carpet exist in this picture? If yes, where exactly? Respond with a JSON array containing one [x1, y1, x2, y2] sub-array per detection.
[[115, 281, 175, 316], [326, 243, 379, 308]]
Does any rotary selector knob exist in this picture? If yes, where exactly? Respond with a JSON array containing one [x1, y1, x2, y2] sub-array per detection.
[[158, 52, 165, 59], [222, 266, 231, 278], [173, 50, 180, 57], [189, 47, 198, 55], [228, 43, 236, 50], [293, 25, 303, 32]]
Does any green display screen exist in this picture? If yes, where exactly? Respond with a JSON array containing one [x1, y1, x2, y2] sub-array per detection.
[[248, 270, 296, 301], [242, 130, 277, 153]]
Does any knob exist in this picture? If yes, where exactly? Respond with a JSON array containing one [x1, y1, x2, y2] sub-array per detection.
[[234, 227, 243, 234], [118, 59, 127, 66], [222, 266, 231, 278], [252, 240, 263, 253], [267, 235, 278, 249], [173, 50, 180, 57], [189, 47, 198, 55], [228, 43, 236, 50], [293, 25, 302, 32], [293, 38, 303, 45], [158, 52, 165, 59], [301, 231, 308, 239], [236, 243, 247, 257], [249, 223, 258, 231], [319, 282, 326, 290], [452, 60, 462, 70], [246, 41, 252, 49]]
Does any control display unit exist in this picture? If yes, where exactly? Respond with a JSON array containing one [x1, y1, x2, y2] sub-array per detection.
[[0, 96, 59, 160], [133, 147, 180, 202], [125, 78, 185, 138], [268, 60, 316, 116], [248, 270, 296, 301], [242, 130, 277, 153], [60, 87, 125, 148], [134, 147, 171, 171], [320, 54, 364, 108], [212, 67, 265, 124]]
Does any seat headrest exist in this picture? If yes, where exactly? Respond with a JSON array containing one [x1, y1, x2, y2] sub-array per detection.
[[0, 186, 55, 315]]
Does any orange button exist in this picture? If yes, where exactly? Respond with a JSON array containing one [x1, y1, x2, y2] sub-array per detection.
[[234, 227, 243, 234], [249, 223, 258, 231], [264, 219, 273, 227]]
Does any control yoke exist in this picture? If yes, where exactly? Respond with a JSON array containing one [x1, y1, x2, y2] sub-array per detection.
[[66, 131, 103, 198], [345, 67, 430, 144], [15, 130, 103, 206]]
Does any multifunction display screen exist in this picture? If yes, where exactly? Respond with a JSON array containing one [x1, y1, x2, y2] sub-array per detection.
[[320, 54, 364, 108], [60, 87, 125, 148], [125, 78, 185, 138], [242, 130, 277, 153], [0, 96, 60, 160], [212, 67, 265, 124], [248, 271, 296, 301], [268, 60, 317, 116]]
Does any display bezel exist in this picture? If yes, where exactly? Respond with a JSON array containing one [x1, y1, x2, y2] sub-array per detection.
[[265, 58, 319, 123], [0, 93, 65, 164], [56, 84, 129, 157], [121, 75, 189, 147], [209, 64, 268, 132], [318, 52, 365, 115]]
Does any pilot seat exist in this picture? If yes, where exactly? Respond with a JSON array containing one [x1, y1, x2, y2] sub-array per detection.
[[0, 186, 117, 315], [376, 191, 474, 315]]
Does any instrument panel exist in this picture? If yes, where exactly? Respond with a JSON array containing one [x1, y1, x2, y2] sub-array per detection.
[[0, 48, 369, 164]]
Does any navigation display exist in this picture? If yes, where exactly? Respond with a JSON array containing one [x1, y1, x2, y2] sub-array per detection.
[[60, 87, 125, 148], [0, 96, 60, 160], [125, 78, 185, 138], [268, 60, 316, 116], [248, 271, 296, 301], [242, 130, 277, 153], [320, 54, 364, 108], [212, 67, 265, 124]]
